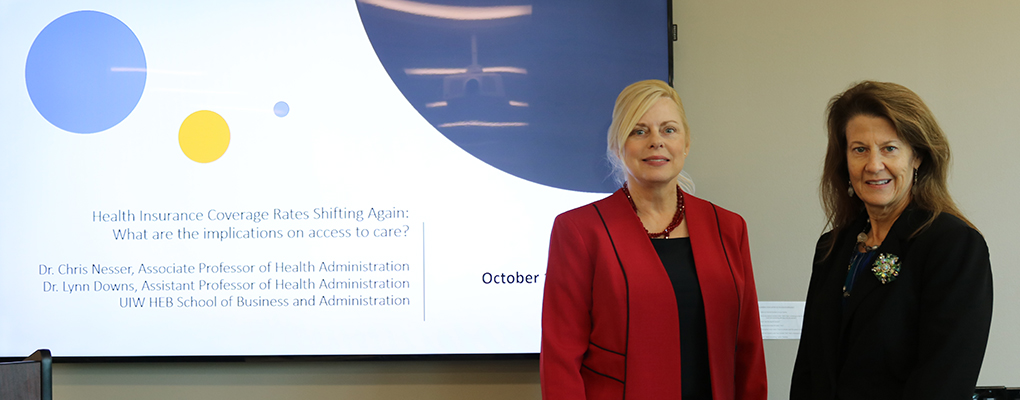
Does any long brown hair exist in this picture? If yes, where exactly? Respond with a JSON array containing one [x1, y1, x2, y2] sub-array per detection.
[[820, 81, 972, 256]]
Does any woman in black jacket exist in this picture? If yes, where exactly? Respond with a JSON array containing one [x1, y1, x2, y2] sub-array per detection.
[[791, 81, 992, 400]]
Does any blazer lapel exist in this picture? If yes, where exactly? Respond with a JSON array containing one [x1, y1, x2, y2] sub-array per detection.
[[685, 195, 741, 335], [684, 194, 743, 398], [593, 190, 682, 397], [840, 209, 914, 333], [593, 190, 664, 280]]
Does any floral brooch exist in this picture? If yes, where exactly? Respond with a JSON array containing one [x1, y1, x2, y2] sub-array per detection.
[[871, 253, 901, 284]]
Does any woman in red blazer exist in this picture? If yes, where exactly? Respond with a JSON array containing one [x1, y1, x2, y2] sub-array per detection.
[[540, 80, 767, 400]]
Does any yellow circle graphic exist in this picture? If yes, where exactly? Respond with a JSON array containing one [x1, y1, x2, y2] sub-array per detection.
[[179, 110, 230, 163]]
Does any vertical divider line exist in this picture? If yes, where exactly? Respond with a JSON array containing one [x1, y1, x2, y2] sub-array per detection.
[[422, 222, 426, 322]]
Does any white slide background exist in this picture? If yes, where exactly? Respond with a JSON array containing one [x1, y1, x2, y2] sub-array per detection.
[[0, 0, 604, 357]]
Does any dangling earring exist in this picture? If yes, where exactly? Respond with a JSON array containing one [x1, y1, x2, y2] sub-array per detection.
[[847, 181, 855, 197], [912, 168, 919, 193]]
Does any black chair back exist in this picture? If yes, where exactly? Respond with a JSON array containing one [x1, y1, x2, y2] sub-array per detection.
[[0, 349, 52, 400]]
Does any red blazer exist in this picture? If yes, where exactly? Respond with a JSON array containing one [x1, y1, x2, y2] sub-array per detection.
[[540, 190, 767, 400]]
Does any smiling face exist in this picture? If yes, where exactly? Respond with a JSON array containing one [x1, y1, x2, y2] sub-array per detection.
[[622, 97, 689, 188], [846, 114, 922, 218]]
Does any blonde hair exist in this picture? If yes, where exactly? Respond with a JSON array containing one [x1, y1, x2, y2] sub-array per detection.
[[606, 79, 693, 191]]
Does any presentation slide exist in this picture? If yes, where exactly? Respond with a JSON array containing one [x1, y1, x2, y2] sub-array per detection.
[[0, 0, 667, 357]]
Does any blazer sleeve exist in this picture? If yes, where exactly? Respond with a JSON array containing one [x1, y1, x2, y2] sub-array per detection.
[[733, 216, 769, 400], [904, 224, 993, 399], [789, 233, 834, 400], [540, 213, 594, 400]]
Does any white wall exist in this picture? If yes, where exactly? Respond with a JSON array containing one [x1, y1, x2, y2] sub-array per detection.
[[673, 0, 1020, 398], [48, 1, 1020, 399]]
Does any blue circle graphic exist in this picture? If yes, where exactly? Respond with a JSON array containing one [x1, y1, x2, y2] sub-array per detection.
[[274, 101, 289, 117], [25, 10, 147, 134]]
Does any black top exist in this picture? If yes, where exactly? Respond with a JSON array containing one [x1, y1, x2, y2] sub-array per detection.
[[842, 249, 876, 308], [652, 237, 712, 400]]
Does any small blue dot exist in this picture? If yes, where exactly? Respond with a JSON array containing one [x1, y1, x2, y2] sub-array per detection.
[[25, 11, 146, 134], [274, 101, 289, 117]]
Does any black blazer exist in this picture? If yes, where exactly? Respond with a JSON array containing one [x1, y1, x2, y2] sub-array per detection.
[[791, 207, 992, 400]]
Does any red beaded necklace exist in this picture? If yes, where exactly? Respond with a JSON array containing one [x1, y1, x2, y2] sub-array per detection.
[[622, 182, 686, 239]]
